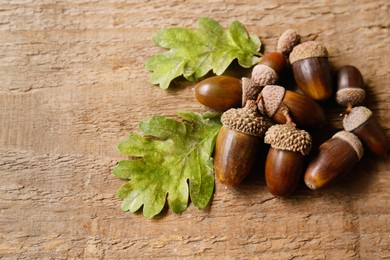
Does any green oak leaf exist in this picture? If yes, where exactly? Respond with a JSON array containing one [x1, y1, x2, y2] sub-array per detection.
[[146, 17, 261, 89], [113, 111, 222, 218]]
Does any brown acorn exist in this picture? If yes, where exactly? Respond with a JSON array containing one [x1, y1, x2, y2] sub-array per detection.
[[277, 29, 301, 56], [289, 41, 333, 101], [259, 52, 287, 77], [264, 116, 312, 196], [251, 52, 287, 86], [257, 85, 326, 129], [194, 76, 242, 111], [214, 100, 273, 187], [336, 65, 366, 107], [343, 106, 389, 156], [304, 131, 364, 189]]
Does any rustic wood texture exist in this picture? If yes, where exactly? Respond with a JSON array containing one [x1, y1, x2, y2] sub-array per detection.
[[1, 1, 389, 259]]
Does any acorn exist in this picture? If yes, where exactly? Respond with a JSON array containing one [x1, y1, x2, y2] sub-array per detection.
[[277, 29, 301, 56], [289, 41, 333, 101], [194, 76, 242, 111], [264, 120, 312, 197], [336, 65, 366, 107], [304, 131, 364, 189], [214, 100, 273, 187], [257, 85, 326, 129], [251, 52, 287, 86], [258, 52, 287, 77], [343, 106, 389, 156]]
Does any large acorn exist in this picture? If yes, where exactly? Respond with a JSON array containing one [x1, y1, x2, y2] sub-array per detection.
[[336, 65, 366, 107], [214, 100, 273, 187], [257, 85, 326, 129], [304, 131, 364, 189], [264, 114, 312, 196], [289, 41, 333, 101], [343, 106, 389, 156]]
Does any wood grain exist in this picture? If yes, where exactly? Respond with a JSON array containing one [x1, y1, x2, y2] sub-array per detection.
[[1, 0, 389, 259]]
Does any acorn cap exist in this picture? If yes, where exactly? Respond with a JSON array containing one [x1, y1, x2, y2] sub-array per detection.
[[332, 131, 364, 160], [289, 41, 329, 64], [257, 85, 285, 117], [264, 124, 312, 156], [251, 64, 279, 86], [343, 106, 372, 132], [336, 88, 366, 107], [221, 100, 273, 137], [242, 77, 262, 107], [277, 29, 301, 56]]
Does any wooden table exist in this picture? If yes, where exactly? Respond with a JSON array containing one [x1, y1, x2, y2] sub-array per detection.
[[1, 1, 389, 259]]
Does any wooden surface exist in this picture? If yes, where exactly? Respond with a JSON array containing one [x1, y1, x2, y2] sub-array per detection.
[[1, 1, 389, 259]]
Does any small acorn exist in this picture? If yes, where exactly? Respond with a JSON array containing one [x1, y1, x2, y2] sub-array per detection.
[[214, 100, 273, 187], [258, 52, 287, 77], [336, 65, 366, 107], [194, 76, 242, 111], [257, 85, 326, 129], [251, 52, 287, 86], [304, 131, 364, 189], [289, 41, 333, 101], [277, 29, 301, 56], [264, 112, 312, 196], [343, 106, 389, 156]]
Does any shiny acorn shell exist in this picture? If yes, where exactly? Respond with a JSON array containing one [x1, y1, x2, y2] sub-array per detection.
[[214, 126, 261, 187], [304, 131, 363, 189], [194, 76, 242, 111], [290, 41, 333, 101], [214, 101, 272, 187], [336, 65, 366, 107], [264, 124, 312, 196], [351, 116, 389, 156], [291, 57, 333, 101], [265, 148, 305, 196], [343, 106, 390, 156]]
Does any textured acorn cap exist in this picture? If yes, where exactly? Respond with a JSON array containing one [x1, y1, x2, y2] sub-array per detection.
[[242, 77, 262, 107], [221, 100, 273, 137], [289, 41, 328, 64], [277, 29, 301, 56], [343, 106, 372, 132], [251, 64, 279, 86], [332, 131, 364, 160], [257, 85, 285, 117], [264, 124, 312, 155], [336, 88, 366, 107]]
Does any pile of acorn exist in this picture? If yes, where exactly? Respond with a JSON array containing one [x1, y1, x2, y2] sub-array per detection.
[[194, 29, 389, 196]]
